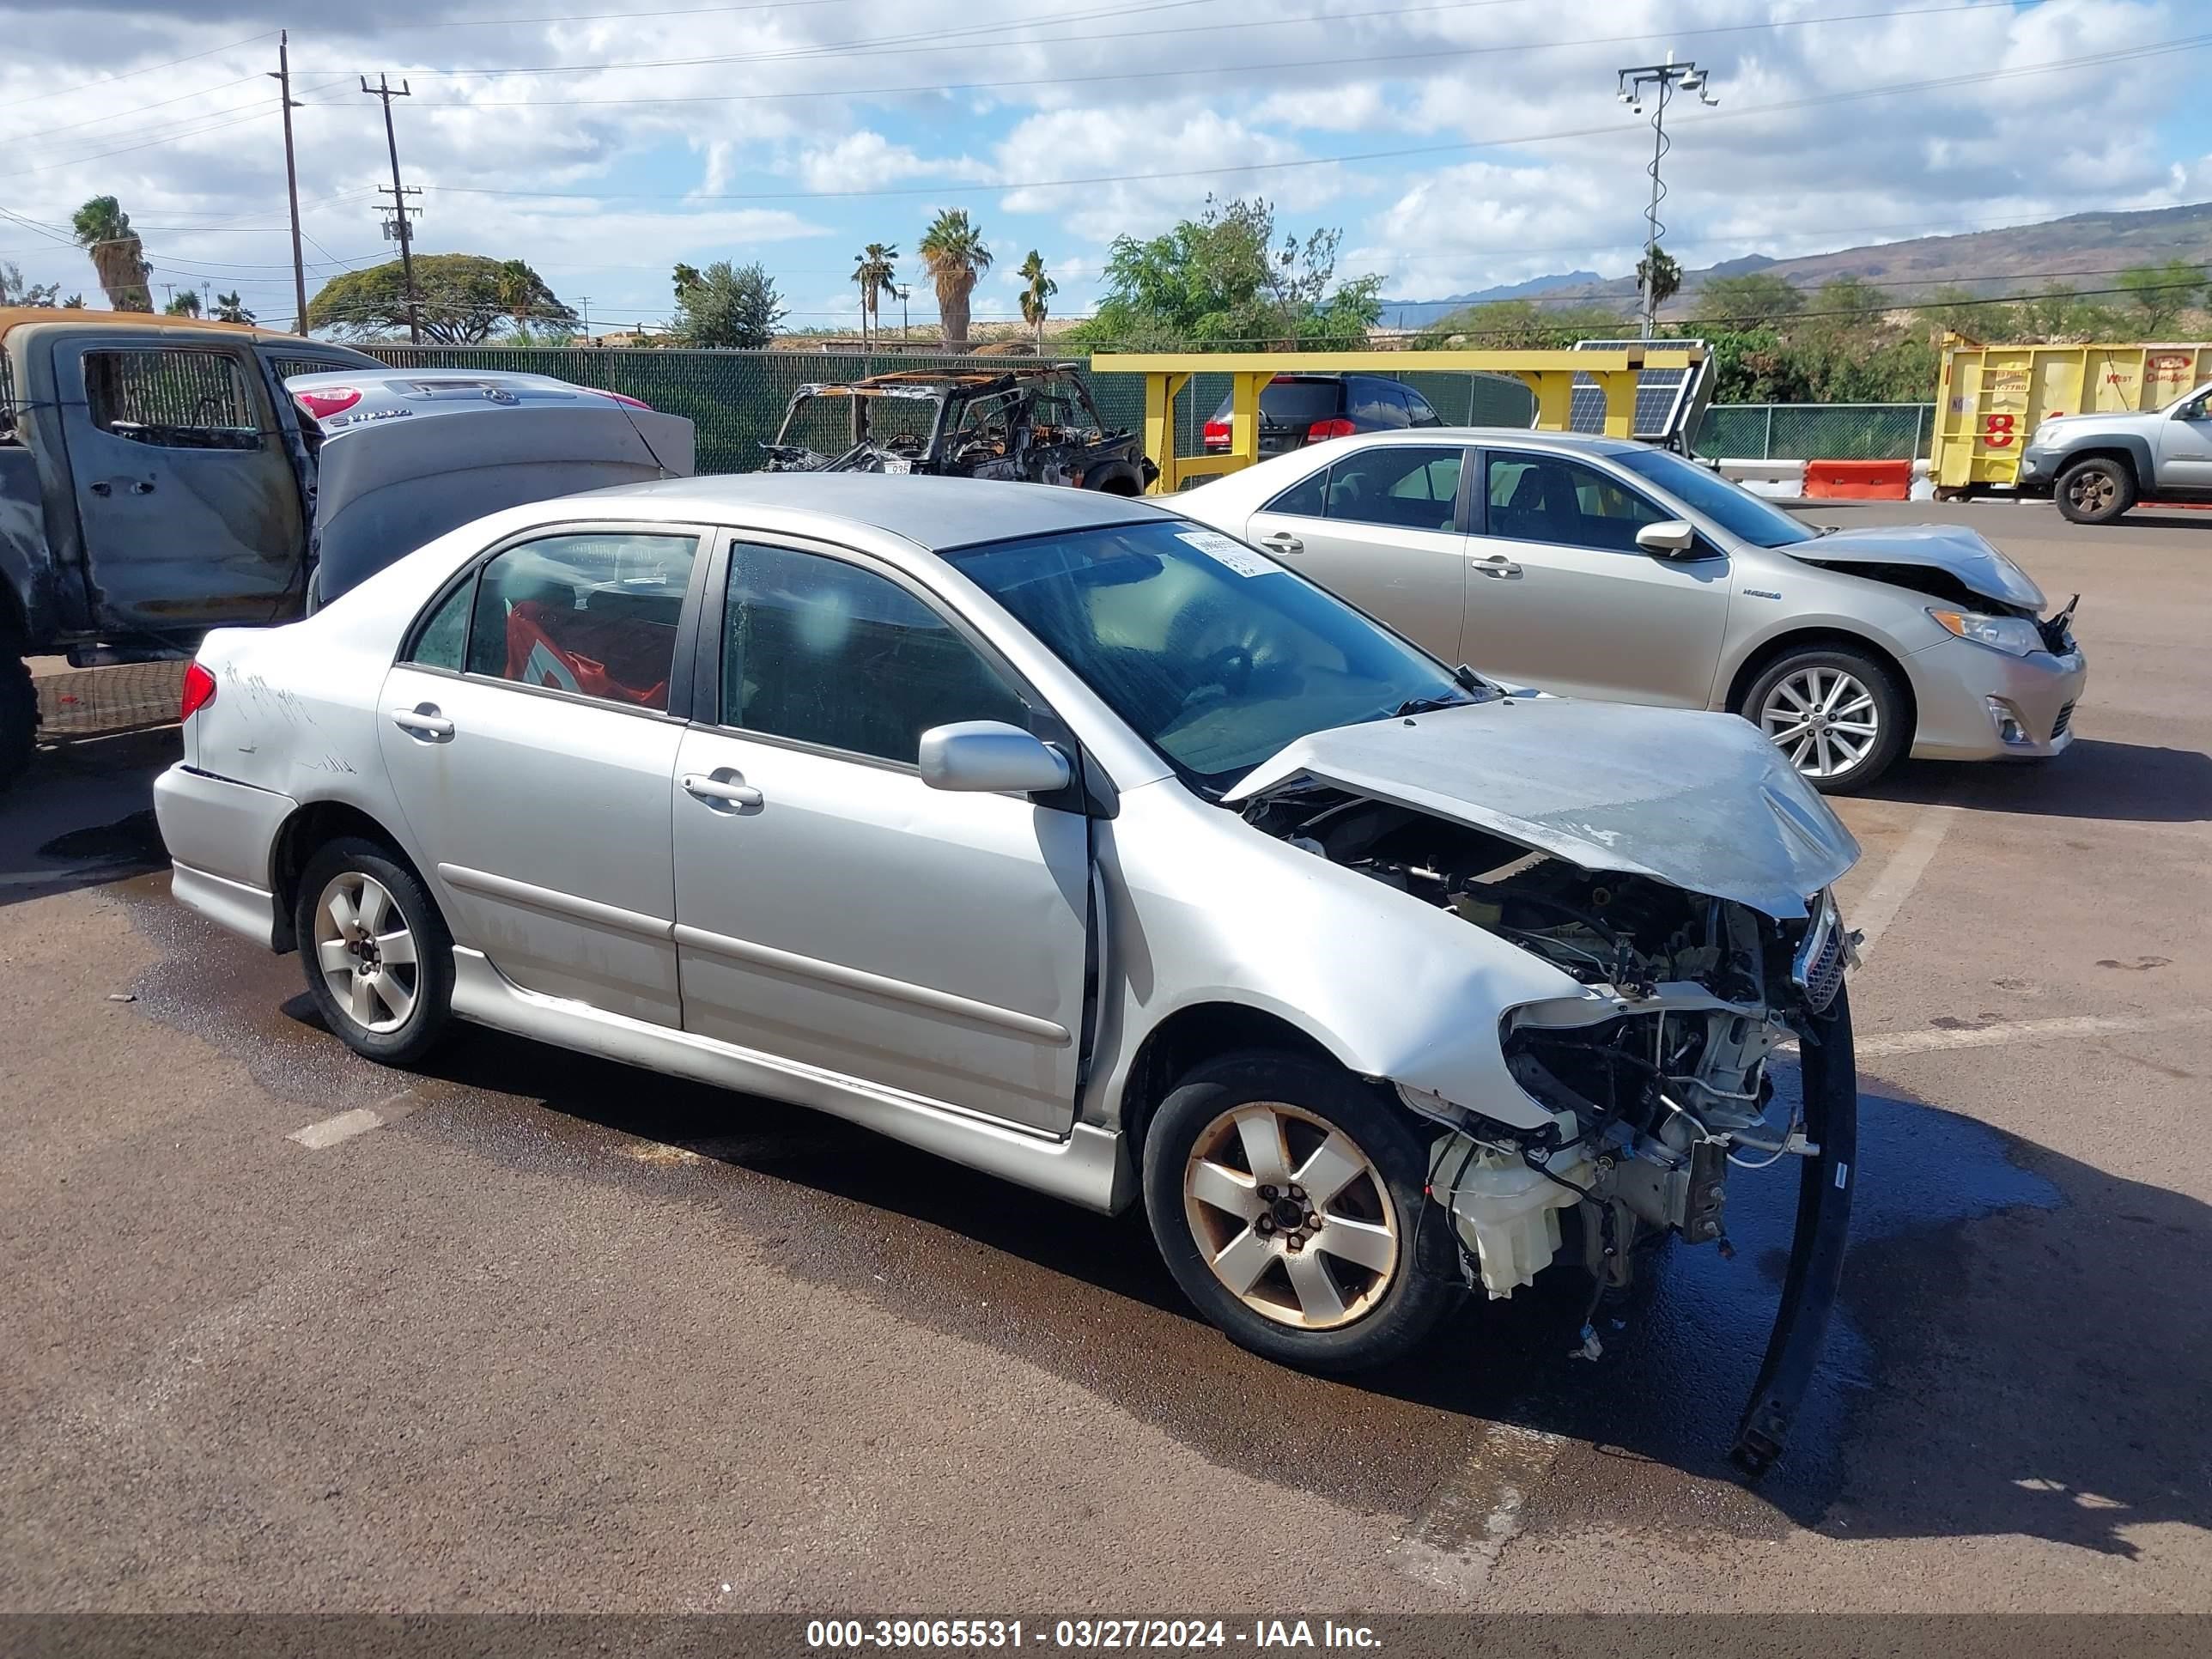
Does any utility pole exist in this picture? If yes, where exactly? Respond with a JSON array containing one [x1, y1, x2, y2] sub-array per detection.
[[362, 74, 421, 344], [268, 32, 308, 335], [1616, 52, 1718, 338], [895, 283, 910, 351]]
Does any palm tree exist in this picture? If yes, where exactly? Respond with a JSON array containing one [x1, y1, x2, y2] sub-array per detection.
[[1017, 250, 1056, 349], [163, 290, 202, 318], [495, 259, 538, 334], [850, 243, 898, 349], [70, 195, 151, 312], [919, 210, 992, 352], [212, 291, 254, 325]]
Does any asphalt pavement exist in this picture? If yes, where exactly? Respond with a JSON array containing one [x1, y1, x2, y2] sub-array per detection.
[[1, 500, 2207, 1615]]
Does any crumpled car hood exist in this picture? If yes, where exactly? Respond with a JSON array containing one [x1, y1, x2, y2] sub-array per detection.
[[1787, 521, 2046, 611], [1224, 699, 1860, 919]]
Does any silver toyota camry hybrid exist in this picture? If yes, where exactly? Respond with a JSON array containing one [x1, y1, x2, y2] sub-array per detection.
[[1176, 428, 2088, 793], [155, 474, 1863, 1474]]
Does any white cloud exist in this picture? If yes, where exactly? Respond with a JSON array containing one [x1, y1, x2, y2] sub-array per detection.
[[791, 131, 992, 195]]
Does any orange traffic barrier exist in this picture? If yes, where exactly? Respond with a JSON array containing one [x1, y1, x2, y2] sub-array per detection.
[[1804, 459, 1912, 500]]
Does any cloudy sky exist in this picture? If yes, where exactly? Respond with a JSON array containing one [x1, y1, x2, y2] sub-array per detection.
[[3, 0, 2206, 335]]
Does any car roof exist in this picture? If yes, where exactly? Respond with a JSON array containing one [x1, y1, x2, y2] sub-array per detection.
[[577, 471, 1168, 550], [1293, 426, 1641, 453]]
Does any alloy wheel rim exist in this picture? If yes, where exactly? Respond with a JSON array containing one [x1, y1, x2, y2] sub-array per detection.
[[2069, 471, 2115, 512], [1761, 666, 1880, 780], [313, 872, 420, 1035], [1182, 1102, 1399, 1330]]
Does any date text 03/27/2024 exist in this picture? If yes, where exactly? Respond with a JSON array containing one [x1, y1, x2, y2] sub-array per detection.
[[805, 1621, 1383, 1651]]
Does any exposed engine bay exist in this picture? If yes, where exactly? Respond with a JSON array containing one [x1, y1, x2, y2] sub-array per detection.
[[1246, 782, 1858, 1474]]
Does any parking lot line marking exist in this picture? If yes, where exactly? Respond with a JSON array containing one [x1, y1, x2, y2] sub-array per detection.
[[1856, 1009, 2212, 1059], [1850, 802, 1959, 957], [287, 1090, 419, 1150]]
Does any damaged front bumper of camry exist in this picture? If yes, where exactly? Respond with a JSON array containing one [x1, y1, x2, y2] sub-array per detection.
[[1231, 697, 1865, 1477]]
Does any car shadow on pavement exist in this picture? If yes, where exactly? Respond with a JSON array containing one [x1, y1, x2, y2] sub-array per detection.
[[1873, 738, 2212, 821], [392, 1016, 2210, 1555]]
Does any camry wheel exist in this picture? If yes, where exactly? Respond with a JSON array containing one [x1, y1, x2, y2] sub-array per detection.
[[295, 836, 453, 1065], [1142, 1052, 1457, 1372], [1746, 647, 1907, 794]]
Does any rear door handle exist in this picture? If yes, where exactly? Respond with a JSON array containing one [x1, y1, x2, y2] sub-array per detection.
[[684, 772, 764, 810], [1260, 532, 1304, 555], [391, 704, 454, 741], [1472, 556, 1522, 578]]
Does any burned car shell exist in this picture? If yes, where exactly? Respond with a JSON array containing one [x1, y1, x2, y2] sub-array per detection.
[[761, 367, 1155, 495]]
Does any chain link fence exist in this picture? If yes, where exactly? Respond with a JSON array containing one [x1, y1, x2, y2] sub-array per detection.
[[360, 346, 1540, 475], [1694, 403, 1934, 461]]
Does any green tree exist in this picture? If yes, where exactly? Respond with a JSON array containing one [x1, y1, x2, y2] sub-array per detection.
[[212, 290, 253, 325], [1, 262, 62, 307], [672, 260, 786, 348], [2116, 259, 2203, 335], [1070, 196, 1382, 352], [1916, 283, 2026, 343], [1017, 249, 1056, 348], [850, 243, 898, 347], [920, 210, 993, 350], [162, 290, 202, 317], [308, 253, 573, 343], [1414, 298, 1631, 349], [1635, 246, 1682, 314], [70, 195, 151, 311], [1692, 271, 1805, 325]]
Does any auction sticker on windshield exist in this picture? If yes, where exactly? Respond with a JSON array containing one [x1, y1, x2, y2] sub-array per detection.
[[1177, 529, 1279, 577]]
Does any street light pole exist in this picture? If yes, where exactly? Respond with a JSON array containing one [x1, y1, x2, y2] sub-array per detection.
[[1616, 53, 1718, 338]]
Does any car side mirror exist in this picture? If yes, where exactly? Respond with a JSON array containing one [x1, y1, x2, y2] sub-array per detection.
[[918, 721, 1071, 795], [1636, 519, 1700, 556]]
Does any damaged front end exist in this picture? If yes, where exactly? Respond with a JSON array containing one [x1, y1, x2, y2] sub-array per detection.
[[1231, 700, 1863, 1476]]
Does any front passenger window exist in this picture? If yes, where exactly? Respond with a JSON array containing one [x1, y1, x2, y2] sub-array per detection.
[[720, 543, 1029, 765], [466, 531, 699, 711], [1484, 453, 1669, 552]]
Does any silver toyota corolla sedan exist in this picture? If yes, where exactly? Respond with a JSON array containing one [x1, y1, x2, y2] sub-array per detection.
[[1176, 429, 2088, 792], [155, 474, 1863, 1473]]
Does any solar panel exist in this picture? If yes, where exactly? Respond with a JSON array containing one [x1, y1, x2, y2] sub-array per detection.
[[1568, 337, 1711, 445]]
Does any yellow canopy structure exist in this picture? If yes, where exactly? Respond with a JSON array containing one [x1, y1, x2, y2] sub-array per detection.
[[1090, 347, 1707, 493]]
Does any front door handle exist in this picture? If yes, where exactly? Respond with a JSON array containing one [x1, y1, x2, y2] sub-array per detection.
[[391, 704, 454, 741], [1260, 532, 1304, 555], [1472, 556, 1522, 578], [684, 771, 764, 811]]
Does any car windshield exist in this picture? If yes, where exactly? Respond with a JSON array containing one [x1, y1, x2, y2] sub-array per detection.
[[1614, 447, 1816, 549], [945, 519, 1488, 793]]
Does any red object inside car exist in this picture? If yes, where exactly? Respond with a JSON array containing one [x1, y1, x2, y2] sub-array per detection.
[[179, 661, 217, 721], [1306, 417, 1357, 441], [294, 386, 362, 421]]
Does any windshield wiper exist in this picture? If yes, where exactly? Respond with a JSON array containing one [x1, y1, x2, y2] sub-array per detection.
[[1390, 693, 1475, 718]]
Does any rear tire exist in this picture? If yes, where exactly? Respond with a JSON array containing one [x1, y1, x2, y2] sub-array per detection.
[[2055, 457, 2136, 526], [0, 651, 33, 797], [294, 836, 454, 1066], [1743, 645, 1909, 795], [1140, 1050, 1459, 1373]]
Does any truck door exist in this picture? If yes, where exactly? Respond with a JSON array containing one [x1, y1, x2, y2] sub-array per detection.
[[56, 336, 306, 640]]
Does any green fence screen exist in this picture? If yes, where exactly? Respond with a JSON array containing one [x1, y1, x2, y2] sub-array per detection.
[[361, 346, 1540, 476], [1693, 403, 1935, 461]]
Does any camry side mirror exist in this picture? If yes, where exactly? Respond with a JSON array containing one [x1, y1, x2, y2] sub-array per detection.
[[1636, 519, 1700, 556], [918, 720, 1071, 794]]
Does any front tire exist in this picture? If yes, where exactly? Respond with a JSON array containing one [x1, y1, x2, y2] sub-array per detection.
[[1140, 1051, 1458, 1373], [1744, 646, 1908, 794], [2055, 456, 2136, 526], [294, 836, 454, 1066]]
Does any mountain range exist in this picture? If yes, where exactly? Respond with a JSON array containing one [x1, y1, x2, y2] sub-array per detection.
[[1376, 200, 2212, 329]]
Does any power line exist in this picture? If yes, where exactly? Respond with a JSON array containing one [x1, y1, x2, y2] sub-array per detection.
[[422, 31, 2212, 204], [0, 29, 278, 111], [0, 70, 268, 145]]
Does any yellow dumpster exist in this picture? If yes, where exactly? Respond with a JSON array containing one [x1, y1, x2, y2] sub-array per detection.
[[1931, 335, 2212, 492]]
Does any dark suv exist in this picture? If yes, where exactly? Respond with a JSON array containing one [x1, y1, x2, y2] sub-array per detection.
[[1203, 374, 1444, 458]]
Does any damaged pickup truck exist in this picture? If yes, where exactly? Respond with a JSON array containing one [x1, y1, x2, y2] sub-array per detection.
[[155, 483, 1859, 1475], [761, 365, 1156, 495]]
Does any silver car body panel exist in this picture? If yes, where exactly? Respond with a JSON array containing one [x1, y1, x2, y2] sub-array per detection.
[[1179, 428, 2087, 763], [1222, 699, 1858, 919], [155, 472, 1853, 1212]]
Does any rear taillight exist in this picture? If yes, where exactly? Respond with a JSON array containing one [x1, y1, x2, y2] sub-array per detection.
[[179, 661, 217, 721], [1202, 418, 1230, 449], [295, 386, 362, 421], [1306, 417, 1356, 442], [600, 391, 651, 410]]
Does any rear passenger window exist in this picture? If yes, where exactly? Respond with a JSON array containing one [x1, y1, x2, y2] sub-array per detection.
[[1319, 445, 1463, 532], [720, 542, 1028, 765], [1261, 466, 1330, 519], [409, 580, 473, 671], [82, 348, 262, 451], [466, 531, 699, 711]]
